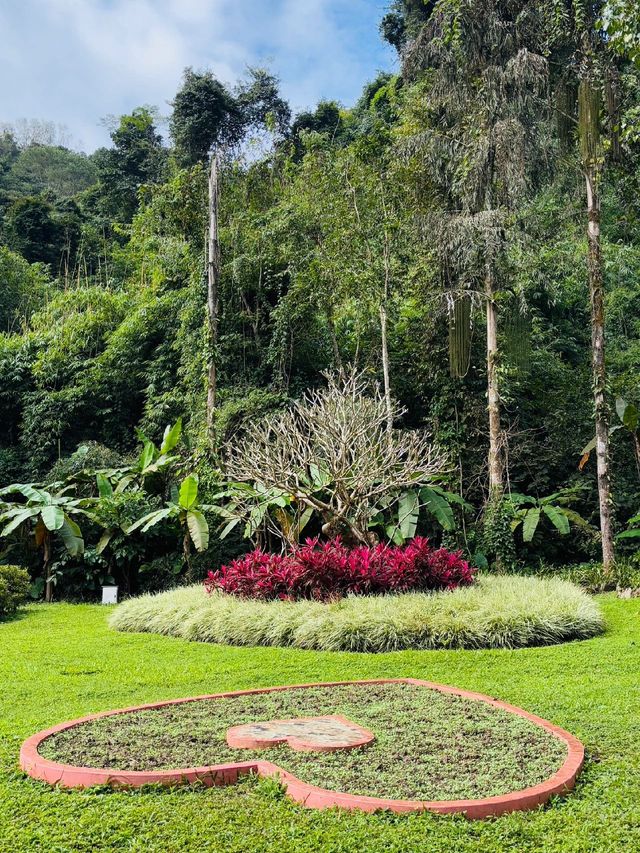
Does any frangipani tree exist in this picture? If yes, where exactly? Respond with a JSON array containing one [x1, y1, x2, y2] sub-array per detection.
[[222, 370, 448, 546]]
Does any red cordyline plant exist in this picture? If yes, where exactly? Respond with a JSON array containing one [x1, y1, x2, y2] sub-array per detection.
[[205, 537, 475, 602]]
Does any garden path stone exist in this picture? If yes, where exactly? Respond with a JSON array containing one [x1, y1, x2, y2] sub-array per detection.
[[226, 715, 375, 751]]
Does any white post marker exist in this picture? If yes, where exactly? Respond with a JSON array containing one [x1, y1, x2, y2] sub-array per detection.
[[101, 585, 118, 605]]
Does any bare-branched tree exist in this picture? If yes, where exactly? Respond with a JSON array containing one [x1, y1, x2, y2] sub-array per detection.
[[222, 370, 447, 544]]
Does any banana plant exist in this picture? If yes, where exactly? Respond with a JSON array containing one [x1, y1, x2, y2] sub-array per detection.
[[70, 419, 183, 496], [127, 474, 211, 571], [113, 418, 183, 493], [506, 489, 587, 543], [617, 511, 640, 542], [383, 485, 472, 545], [0, 483, 94, 601], [580, 398, 640, 479]]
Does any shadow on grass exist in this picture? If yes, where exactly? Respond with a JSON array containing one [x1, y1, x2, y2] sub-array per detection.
[[0, 607, 31, 626]]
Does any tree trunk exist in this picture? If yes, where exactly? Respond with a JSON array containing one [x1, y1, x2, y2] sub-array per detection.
[[326, 305, 343, 374], [183, 529, 193, 581], [585, 164, 616, 573], [206, 152, 221, 446], [379, 300, 393, 434], [485, 269, 503, 495], [44, 532, 53, 603], [380, 233, 393, 434]]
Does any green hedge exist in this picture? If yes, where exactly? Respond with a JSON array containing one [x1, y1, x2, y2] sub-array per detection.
[[110, 575, 604, 652], [0, 565, 30, 618]]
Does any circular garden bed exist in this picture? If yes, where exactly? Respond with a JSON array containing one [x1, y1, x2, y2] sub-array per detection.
[[22, 680, 584, 817], [109, 575, 604, 652]]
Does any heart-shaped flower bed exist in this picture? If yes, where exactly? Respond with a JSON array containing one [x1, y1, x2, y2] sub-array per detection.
[[21, 679, 584, 818]]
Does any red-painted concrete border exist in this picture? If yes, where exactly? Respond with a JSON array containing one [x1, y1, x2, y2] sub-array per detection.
[[226, 714, 375, 752], [19, 679, 584, 819]]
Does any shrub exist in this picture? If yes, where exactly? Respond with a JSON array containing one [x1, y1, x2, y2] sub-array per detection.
[[0, 565, 30, 618], [110, 575, 605, 652], [205, 537, 474, 602], [45, 442, 125, 488], [222, 371, 447, 546]]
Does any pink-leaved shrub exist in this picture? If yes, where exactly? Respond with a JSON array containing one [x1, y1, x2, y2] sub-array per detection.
[[205, 537, 475, 602]]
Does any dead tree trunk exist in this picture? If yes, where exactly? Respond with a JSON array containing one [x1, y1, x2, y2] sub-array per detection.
[[485, 268, 503, 495], [206, 152, 221, 445]]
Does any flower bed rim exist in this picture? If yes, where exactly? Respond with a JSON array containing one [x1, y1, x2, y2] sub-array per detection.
[[19, 678, 584, 819]]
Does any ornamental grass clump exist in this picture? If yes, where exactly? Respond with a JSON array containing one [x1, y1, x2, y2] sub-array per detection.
[[204, 537, 475, 602], [110, 575, 604, 652]]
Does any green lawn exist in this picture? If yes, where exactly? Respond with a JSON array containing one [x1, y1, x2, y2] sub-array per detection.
[[1, 597, 639, 852]]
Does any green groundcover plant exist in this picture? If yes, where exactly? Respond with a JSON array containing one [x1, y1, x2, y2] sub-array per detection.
[[110, 575, 603, 652], [38, 682, 567, 802]]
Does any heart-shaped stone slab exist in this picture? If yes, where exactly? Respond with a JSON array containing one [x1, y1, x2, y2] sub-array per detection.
[[226, 714, 375, 752]]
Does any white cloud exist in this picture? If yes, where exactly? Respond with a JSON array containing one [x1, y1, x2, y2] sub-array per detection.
[[0, 0, 394, 151]]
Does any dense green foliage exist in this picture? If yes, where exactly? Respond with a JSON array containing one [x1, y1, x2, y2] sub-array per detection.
[[0, 1, 639, 597], [109, 575, 603, 651], [0, 597, 638, 850], [0, 247, 49, 331]]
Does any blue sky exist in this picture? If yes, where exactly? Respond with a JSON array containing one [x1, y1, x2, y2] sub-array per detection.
[[0, 0, 396, 152]]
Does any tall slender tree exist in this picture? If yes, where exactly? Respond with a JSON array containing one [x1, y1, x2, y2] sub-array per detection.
[[277, 138, 408, 423], [206, 154, 221, 441], [397, 0, 550, 503], [94, 107, 167, 222], [170, 67, 290, 444], [549, 0, 624, 573], [580, 74, 616, 572]]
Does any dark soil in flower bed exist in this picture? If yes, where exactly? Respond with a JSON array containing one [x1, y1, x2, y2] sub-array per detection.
[[39, 682, 567, 801]]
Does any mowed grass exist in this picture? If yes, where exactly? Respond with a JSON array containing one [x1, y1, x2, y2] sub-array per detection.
[[0, 596, 638, 852]]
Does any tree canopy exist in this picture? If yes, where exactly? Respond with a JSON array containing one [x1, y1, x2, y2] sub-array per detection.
[[1, 6, 639, 597]]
